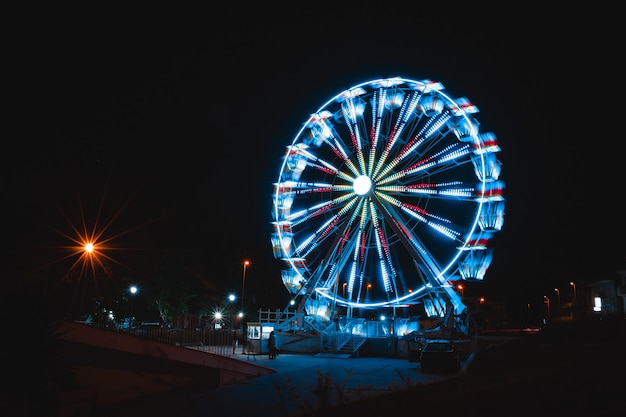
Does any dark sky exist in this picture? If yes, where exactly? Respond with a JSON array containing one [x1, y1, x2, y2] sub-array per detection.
[[6, 10, 624, 315]]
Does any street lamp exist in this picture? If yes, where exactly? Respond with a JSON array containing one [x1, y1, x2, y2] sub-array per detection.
[[129, 285, 138, 326], [457, 284, 465, 301], [569, 281, 577, 318], [554, 288, 560, 316], [241, 260, 250, 315], [543, 295, 551, 323], [226, 293, 236, 330], [79, 242, 96, 319]]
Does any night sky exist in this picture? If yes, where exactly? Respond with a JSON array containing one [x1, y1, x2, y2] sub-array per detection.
[[6, 10, 624, 319]]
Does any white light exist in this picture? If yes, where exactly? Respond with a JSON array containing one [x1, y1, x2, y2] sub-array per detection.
[[353, 175, 372, 195], [594, 297, 602, 312]]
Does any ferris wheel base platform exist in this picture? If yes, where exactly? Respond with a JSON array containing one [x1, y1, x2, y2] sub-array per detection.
[[314, 352, 353, 359]]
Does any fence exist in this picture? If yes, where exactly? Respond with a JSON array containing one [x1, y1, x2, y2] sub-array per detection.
[[75, 320, 237, 356]]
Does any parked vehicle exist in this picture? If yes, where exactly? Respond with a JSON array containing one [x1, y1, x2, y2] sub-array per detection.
[[419, 340, 460, 373]]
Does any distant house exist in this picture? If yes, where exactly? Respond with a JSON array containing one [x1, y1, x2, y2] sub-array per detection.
[[584, 268, 626, 319]]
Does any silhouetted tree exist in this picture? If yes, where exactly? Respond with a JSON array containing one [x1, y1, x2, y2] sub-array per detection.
[[144, 253, 208, 325]]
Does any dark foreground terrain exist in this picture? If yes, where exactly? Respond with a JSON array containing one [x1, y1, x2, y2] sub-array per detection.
[[328, 318, 625, 416], [4, 317, 624, 417]]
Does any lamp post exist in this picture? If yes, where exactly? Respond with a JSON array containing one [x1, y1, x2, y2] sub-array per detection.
[[543, 295, 551, 323], [457, 284, 465, 301], [554, 288, 560, 316], [226, 293, 236, 331], [129, 285, 138, 327], [79, 242, 95, 319], [569, 281, 577, 319], [241, 260, 250, 315]]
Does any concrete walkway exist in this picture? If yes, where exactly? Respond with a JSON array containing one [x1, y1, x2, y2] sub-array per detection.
[[109, 352, 468, 417]]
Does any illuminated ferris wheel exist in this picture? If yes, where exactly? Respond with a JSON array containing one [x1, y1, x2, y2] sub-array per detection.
[[271, 77, 505, 316]]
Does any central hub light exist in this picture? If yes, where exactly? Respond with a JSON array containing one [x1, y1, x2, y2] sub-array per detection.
[[353, 175, 372, 196]]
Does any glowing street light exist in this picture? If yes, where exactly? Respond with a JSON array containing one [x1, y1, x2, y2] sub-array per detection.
[[241, 260, 250, 315], [457, 284, 465, 301], [84, 242, 94, 253], [47, 186, 155, 322], [79, 241, 97, 319], [226, 293, 236, 330], [213, 311, 224, 329], [569, 281, 577, 318], [554, 288, 560, 315], [129, 285, 138, 326]]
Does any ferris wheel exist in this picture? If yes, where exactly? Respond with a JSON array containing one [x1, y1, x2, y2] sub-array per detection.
[[271, 77, 504, 316]]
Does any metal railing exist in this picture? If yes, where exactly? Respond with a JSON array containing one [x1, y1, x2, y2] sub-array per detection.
[[75, 320, 237, 356]]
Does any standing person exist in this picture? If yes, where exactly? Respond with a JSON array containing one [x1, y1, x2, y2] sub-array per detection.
[[268, 331, 277, 359], [231, 329, 238, 354], [241, 319, 249, 354]]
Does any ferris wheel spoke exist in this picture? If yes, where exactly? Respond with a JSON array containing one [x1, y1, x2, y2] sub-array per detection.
[[374, 196, 446, 278], [320, 218, 370, 300], [308, 113, 362, 177], [379, 112, 453, 179], [286, 194, 358, 229], [376, 180, 479, 205], [372, 224, 395, 296], [367, 88, 391, 175], [300, 195, 367, 260], [286, 143, 357, 182], [370, 92, 422, 179], [367, 201, 400, 296], [339, 97, 368, 173], [386, 91, 421, 150], [374, 191, 463, 242], [376, 141, 473, 187]]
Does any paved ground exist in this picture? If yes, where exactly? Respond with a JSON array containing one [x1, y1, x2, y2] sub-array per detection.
[[77, 318, 626, 417], [108, 351, 470, 417]]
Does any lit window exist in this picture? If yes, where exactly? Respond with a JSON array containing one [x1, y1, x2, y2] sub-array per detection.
[[593, 297, 602, 312]]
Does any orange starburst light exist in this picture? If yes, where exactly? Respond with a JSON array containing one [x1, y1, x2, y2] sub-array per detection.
[[40, 180, 160, 292]]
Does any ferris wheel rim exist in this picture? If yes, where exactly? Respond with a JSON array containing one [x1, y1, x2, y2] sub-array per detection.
[[271, 76, 504, 310]]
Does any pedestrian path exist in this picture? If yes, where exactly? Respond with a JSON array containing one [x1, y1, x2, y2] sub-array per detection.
[[112, 352, 467, 417]]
